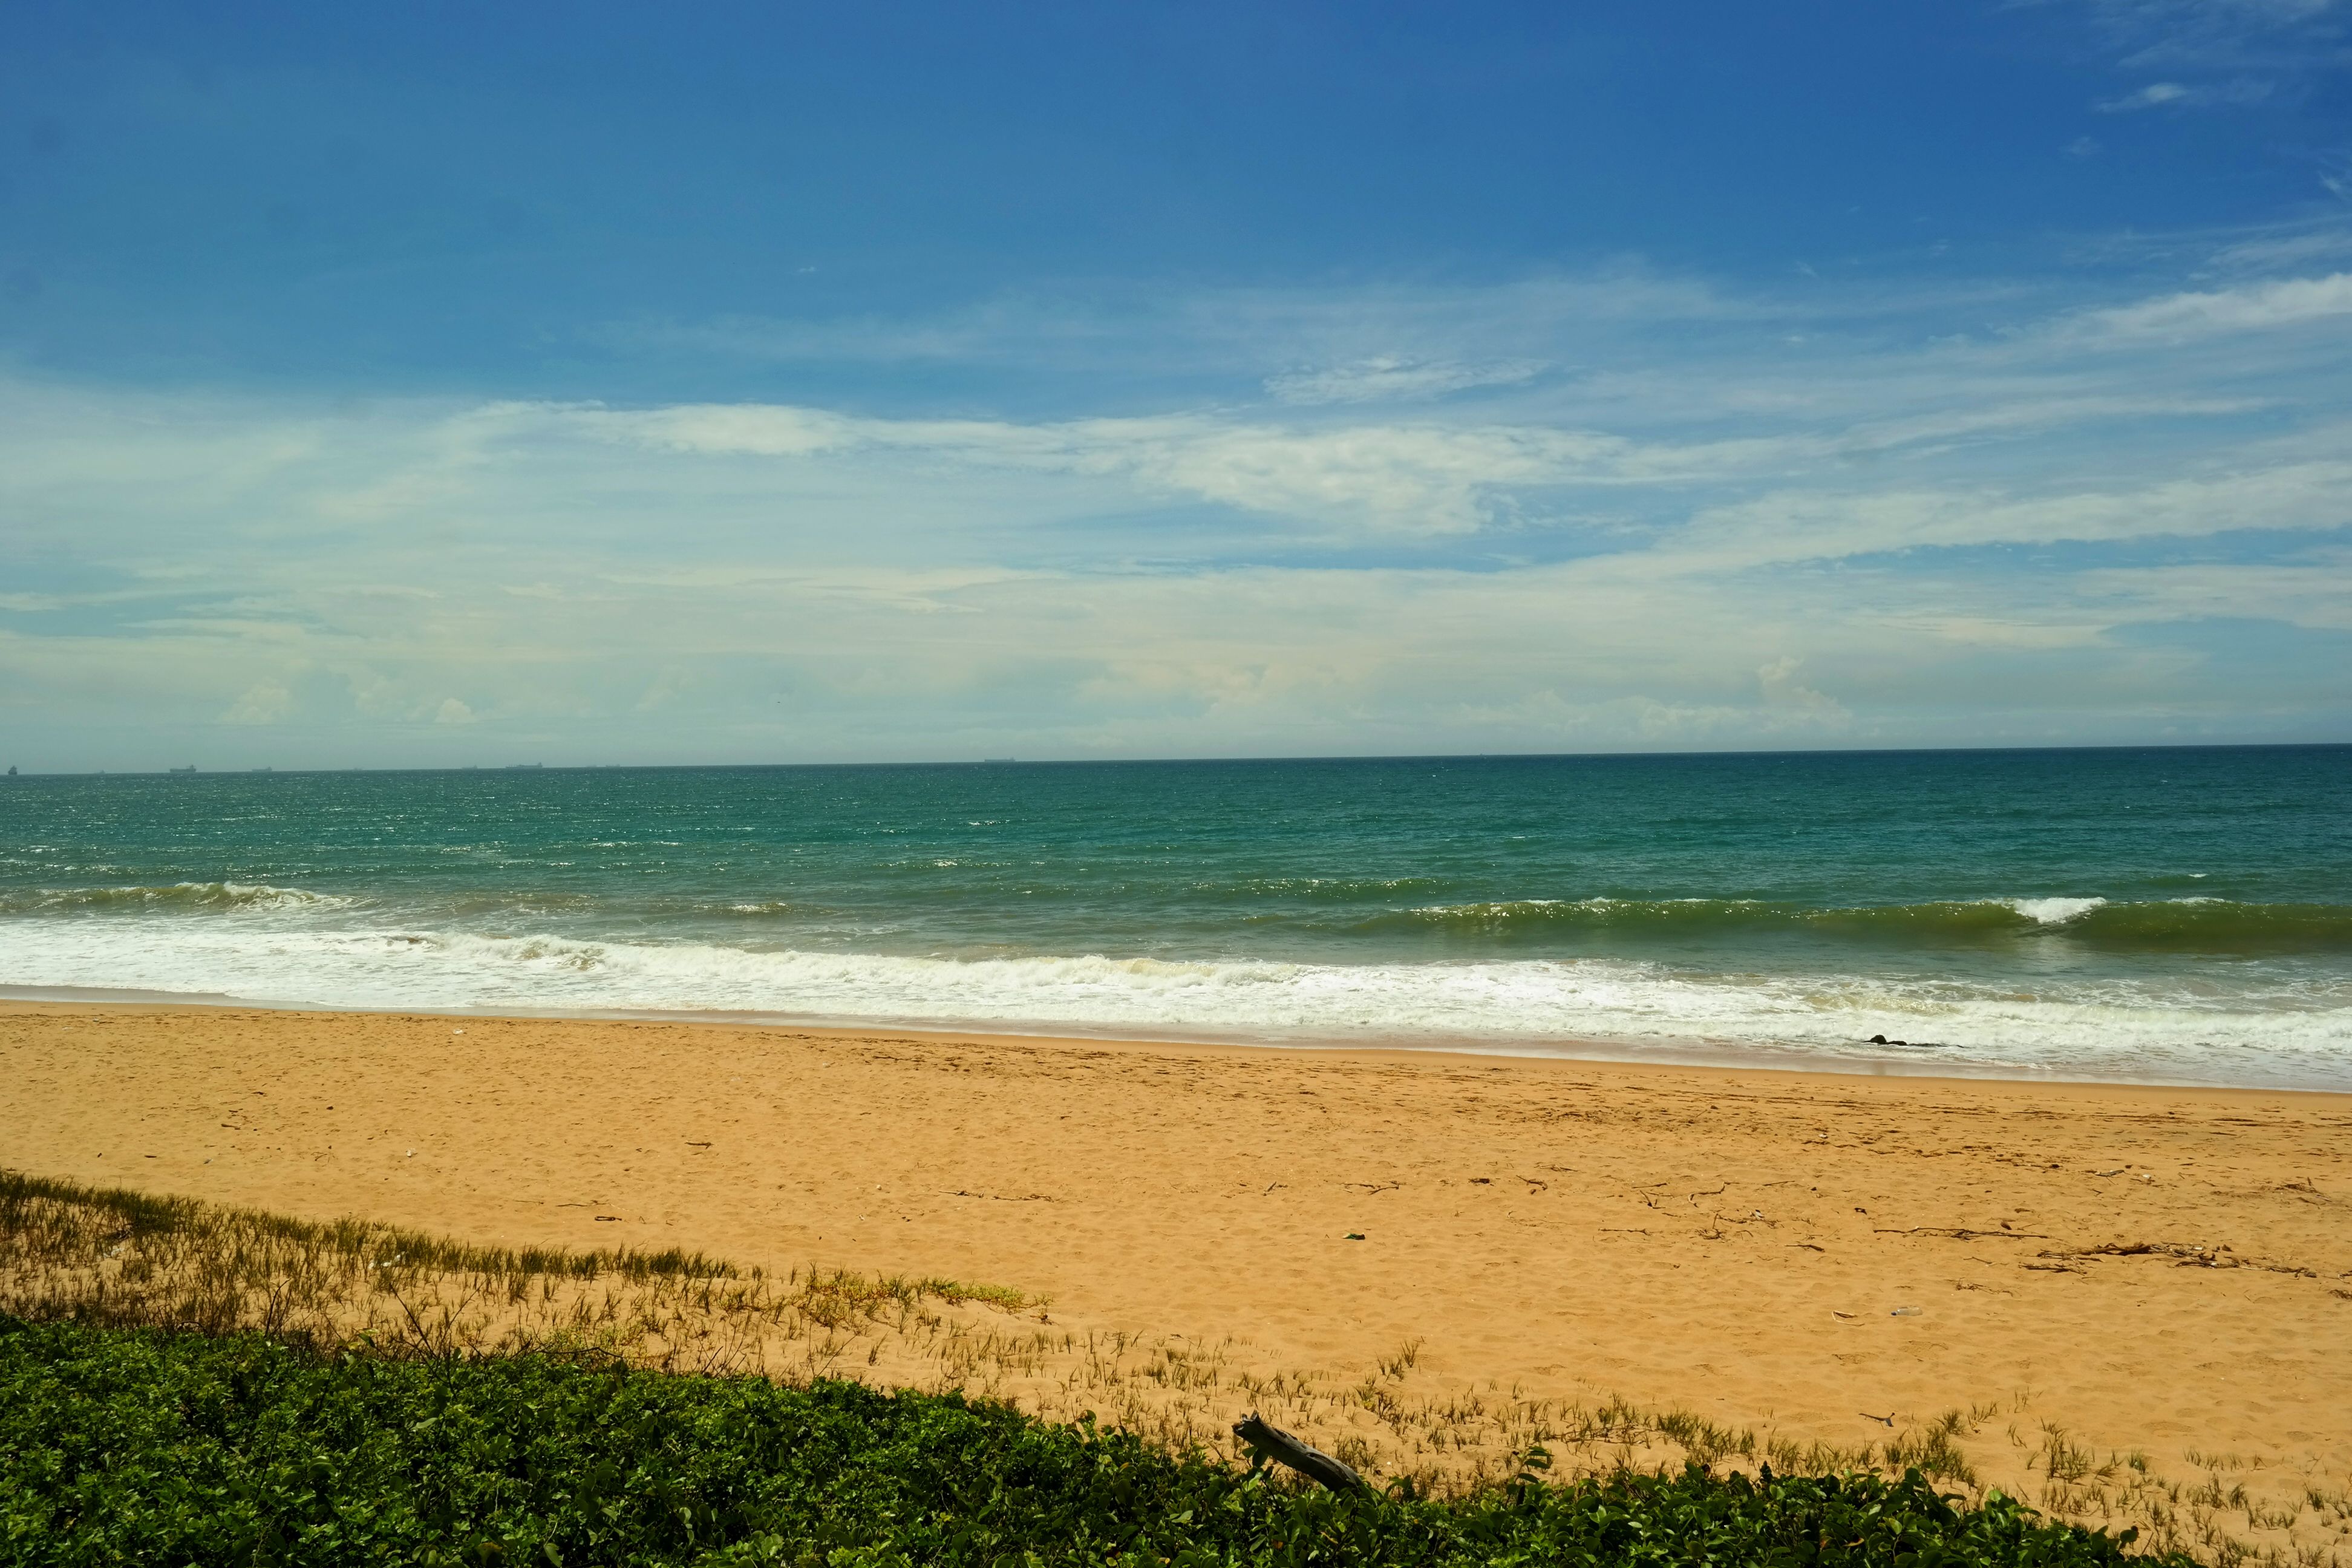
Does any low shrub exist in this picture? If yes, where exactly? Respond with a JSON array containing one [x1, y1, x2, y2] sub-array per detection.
[[0, 1316, 2171, 1567]]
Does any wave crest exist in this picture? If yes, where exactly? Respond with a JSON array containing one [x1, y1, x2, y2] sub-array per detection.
[[0, 881, 351, 915], [1364, 897, 2352, 953]]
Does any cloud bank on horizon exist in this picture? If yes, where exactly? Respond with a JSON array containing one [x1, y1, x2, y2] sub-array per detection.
[[1, 1, 2347, 766]]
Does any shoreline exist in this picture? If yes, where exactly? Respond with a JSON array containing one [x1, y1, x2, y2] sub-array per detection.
[[5, 985, 2344, 1094]]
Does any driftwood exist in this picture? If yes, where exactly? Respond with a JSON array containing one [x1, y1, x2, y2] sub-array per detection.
[[1232, 1413, 1370, 1494]]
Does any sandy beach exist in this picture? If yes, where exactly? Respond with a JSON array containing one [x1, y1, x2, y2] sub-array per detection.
[[6, 1000, 2350, 1547]]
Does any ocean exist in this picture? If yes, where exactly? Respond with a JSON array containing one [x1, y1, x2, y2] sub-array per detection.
[[3, 748, 2348, 1088]]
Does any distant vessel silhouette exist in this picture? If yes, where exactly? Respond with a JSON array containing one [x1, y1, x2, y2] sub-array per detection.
[[169, 765, 197, 774]]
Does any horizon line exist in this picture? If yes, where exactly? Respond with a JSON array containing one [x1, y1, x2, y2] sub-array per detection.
[[7, 738, 2348, 779]]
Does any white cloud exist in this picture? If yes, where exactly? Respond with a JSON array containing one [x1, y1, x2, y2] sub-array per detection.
[[1756, 656, 1849, 724], [2202, 225, 2352, 275], [538, 377, 2296, 540], [2097, 77, 2273, 109], [1680, 459, 2352, 566], [603, 270, 1753, 377], [221, 680, 293, 725], [1263, 356, 1544, 405], [2105, 79, 2194, 107], [2071, 552, 2352, 630], [565, 402, 1642, 534], [575, 401, 858, 457], [2071, 271, 2352, 339], [5, 253, 2351, 765], [2075, 0, 2345, 69], [1092, 420, 1608, 532]]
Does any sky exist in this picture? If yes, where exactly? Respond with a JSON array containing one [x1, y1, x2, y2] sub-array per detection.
[[2, 1, 2349, 769]]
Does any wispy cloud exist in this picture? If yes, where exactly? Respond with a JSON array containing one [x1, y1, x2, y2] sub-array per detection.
[[2057, 0, 2348, 117], [2201, 226, 2352, 275], [2096, 76, 2274, 108], [1679, 458, 2352, 568], [1263, 357, 1545, 405], [526, 384, 2284, 540], [4, 259, 2349, 763], [596, 270, 1759, 387], [2071, 270, 2352, 336], [2075, 0, 2347, 67], [558, 401, 1630, 535]]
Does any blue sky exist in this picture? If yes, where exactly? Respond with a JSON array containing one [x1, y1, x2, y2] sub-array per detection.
[[2, 1, 2349, 766]]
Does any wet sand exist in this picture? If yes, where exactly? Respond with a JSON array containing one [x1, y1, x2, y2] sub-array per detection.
[[5, 1001, 2349, 1532]]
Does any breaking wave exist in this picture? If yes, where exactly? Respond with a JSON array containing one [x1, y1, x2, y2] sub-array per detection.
[[2, 917, 2348, 1089], [1357, 897, 2352, 953], [0, 882, 354, 915]]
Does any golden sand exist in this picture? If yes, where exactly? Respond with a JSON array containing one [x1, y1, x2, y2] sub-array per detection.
[[5, 1001, 2349, 1553]]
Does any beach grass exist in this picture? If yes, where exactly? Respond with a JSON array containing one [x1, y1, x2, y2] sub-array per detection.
[[0, 1167, 1030, 1368]]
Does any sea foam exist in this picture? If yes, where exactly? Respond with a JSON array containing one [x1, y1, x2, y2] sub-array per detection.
[[4, 915, 2347, 1089]]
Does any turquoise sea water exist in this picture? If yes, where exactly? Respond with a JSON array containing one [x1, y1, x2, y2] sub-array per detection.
[[3, 748, 2348, 1086]]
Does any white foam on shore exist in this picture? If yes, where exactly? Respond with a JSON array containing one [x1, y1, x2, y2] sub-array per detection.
[[3, 915, 2348, 1089]]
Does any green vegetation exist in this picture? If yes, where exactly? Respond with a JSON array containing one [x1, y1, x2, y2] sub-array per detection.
[[1, 1316, 2167, 1568]]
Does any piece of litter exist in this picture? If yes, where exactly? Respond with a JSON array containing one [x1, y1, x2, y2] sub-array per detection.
[[452, 1028, 463, 1035], [1889, 1305, 1922, 1317], [2094, 1169, 2124, 1177], [1344, 1232, 1366, 1241], [404, 1149, 416, 1158], [594, 1215, 621, 1223]]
